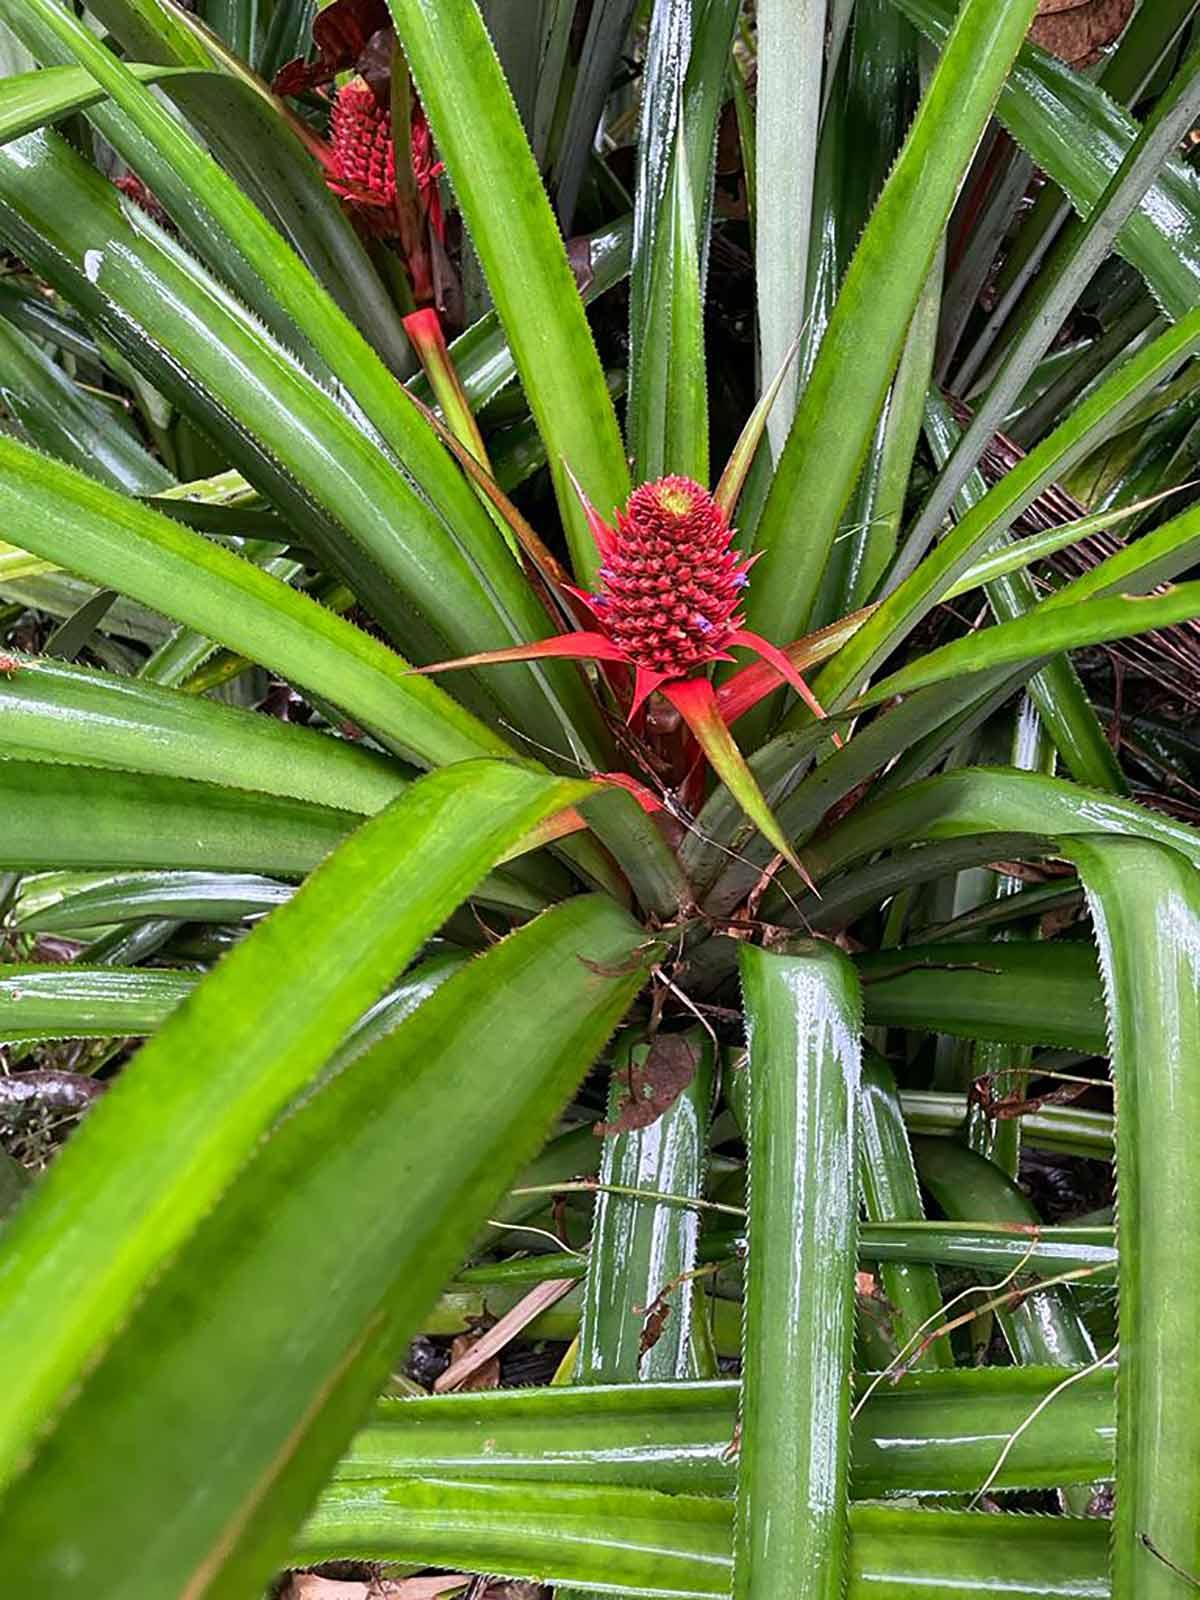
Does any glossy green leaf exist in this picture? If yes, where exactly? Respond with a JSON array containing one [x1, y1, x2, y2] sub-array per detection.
[[300, 1486, 1111, 1598], [810, 306, 1200, 714], [0, 59, 178, 144], [0, 761, 590, 1493], [578, 1029, 715, 1383], [0, 652, 410, 816], [0, 313, 170, 494], [0, 762, 355, 877], [462, 1217, 1117, 1289], [745, 0, 1039, 654], [341, 1363, 1115, 1496], [798, 768, 1200, 889], [0, 964, 196, 1043], [754, 0, 825, 460], [896, 0, 1200, 320], [0, 131, 608, 764], [858, 583, 1200, 708], [630, 115, 708, 485], [902, 1090, 1114, 1162], [386, 0, 630, 585], [736, 941, 862, 1600], [14, 871, 295, 932], [860, 1055, 946, 1367], [1066, 838, 1200, 1599], [859, 940, 1106, 1052], [0, 894, 649, 1597], [915, 1139, 1097, 1368], [0, 436, 508, 769]]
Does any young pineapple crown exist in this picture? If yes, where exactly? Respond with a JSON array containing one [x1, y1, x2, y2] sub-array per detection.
[[592, 476, 751, 675]]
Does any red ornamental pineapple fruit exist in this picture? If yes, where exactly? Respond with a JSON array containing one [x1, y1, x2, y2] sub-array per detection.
[[416, 472, 836, 886], [328, 77, 395, 223], [326, 78, 445, 248], [589, 476, 753, 679]]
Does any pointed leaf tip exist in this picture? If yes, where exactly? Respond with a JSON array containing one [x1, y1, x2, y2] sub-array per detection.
[[663, 676, 817, 893]]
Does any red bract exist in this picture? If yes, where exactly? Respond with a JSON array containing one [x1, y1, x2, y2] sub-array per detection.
[[419, 473, 834, 725]]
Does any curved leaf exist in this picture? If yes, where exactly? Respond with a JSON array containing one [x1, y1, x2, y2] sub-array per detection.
[[745, 0, 1040, 653], [858, 940, 1106, 1053], [0, 437, 508, 769], [860, 1055, 947, 1367], [0, 761, 590, 1493], [300, 1485, 1110, 1598], [0, 965, 196, 1044], [915, 1139, 1096, 1368], [0, 894, 649, 1597], [896, 0, 1200, 320], [0, 652, 409, 816], [341, 1364, 1115, 1496], [386, 0, 630, 584], [798, 768, 1200, 889]]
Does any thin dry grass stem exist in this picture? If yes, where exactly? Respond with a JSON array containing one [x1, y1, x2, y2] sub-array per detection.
[[483, 1220, 587, 1257], [852, 1237, 1043, 1419], [967, 1343, 1118, 1508], [509, 1178, 747, 1218]]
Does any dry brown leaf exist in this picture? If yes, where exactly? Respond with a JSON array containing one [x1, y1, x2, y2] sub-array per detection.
[[1030, 0, 1135, 67], [446, 1332, 501, 1391], [283, 1581, 371, 1600], [594, 1034, 698, 1137], [433, 1278, 577, 1392]]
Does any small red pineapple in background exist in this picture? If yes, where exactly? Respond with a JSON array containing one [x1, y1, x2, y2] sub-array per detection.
[[271, 0, 446, 306], [327, 77, 396, 228], [326, 79, 445, 251]]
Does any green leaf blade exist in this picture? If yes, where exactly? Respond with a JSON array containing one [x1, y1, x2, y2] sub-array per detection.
[[0, 761, 590, 1494], [735, 940, 862, 1600]]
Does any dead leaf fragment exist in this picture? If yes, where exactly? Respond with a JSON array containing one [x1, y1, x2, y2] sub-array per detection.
[[445, 1332, 501, 1392], [433, 1278, 576, 1392], [1030, 0, 1134, 67], [595, 1034, 698, 1137]]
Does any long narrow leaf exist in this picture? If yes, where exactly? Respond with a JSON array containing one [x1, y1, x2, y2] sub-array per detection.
[[745, 0, 1039, 654], [1066, 837, 1200, 1598], [300, 1486, 1110, 1598], [0, 761, 590, 1492], [0, 895, 649, 1597], [736, 941, 862, 1599], [0, 437, 506, 769], [340, 1364, 1116, 1496], [386, 0, 630, 584]]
